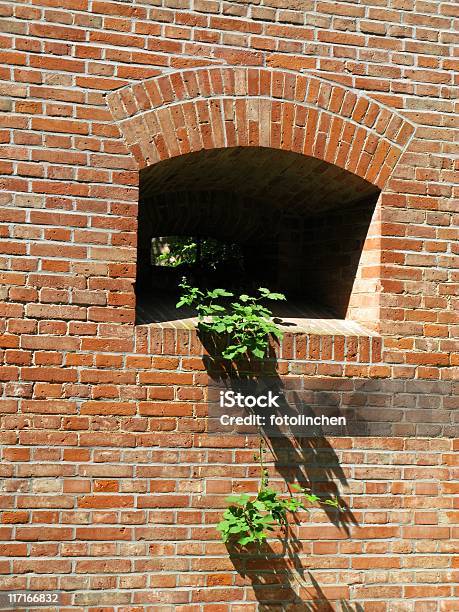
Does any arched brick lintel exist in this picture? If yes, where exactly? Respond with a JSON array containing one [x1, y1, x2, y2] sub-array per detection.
[[107, 66, 416, 190]]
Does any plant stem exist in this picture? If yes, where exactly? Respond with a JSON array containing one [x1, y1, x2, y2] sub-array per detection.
[[258, 437, 268, 493]]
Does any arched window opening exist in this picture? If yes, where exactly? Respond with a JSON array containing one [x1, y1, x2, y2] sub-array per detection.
[[136, 147, 381, 332]]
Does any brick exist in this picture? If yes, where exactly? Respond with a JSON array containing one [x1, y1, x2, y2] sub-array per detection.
[[78, 495, 134, 508], [2, 511, 29, 524]]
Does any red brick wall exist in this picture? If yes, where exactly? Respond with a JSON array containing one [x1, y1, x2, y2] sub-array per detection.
[[1, 1, 458, 609]]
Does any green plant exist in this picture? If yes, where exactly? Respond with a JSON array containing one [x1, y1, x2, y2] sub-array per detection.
[[153, 236, 197, 267], [216, 439, 341, 546], [153, 236, 242, 270], [176, 281, 286, 360], [156, 240, 196, 267]]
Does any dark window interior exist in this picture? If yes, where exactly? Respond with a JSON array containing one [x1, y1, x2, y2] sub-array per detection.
[[136, 147, 380, 326]]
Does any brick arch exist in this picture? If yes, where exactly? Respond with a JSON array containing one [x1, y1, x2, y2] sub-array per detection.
[[107, 66, 417, 330], [106, 66, 415, 189]]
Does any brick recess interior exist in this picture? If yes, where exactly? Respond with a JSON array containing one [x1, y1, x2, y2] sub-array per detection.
[[0, 0, 458, 610]]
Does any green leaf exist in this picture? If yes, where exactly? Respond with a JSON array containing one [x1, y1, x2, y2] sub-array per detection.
[[269, 292, 286, 301], [304, 493, 320, 504], [252, 346, 266, 359], [324, 498, 341, 509], [259, 515, 275, 525], [222, 344, 247, 360], [225, 494, 250, 506], [252, 500, 267, 511], [207, 289, 233, 299], [207, 304, 227, 313], [258, 287, 286, 301]]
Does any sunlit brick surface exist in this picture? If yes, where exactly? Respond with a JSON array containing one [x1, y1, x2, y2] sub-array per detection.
[[0, 0, 458, 609]]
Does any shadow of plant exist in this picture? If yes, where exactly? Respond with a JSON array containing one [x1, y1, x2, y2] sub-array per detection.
[[200, 330, 357, 531], [227, 539, 363, 611], [200, 331, 360, 609]]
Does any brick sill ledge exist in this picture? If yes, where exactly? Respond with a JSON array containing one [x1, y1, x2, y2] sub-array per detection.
[[136, 297, 377, 336], [146, 314, 376, 337], [135, 320, 382, 364]]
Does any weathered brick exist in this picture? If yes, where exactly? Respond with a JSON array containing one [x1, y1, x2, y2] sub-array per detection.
[[0, 4, 457, 609]]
